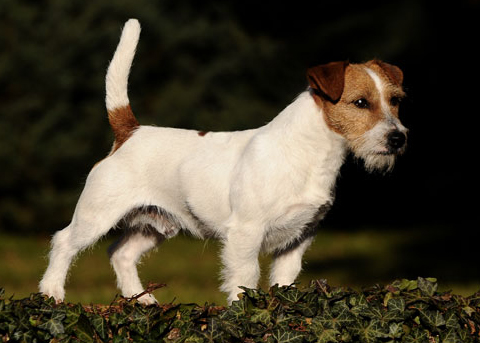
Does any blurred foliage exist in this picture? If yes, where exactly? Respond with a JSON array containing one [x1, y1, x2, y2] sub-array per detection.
[[0, 0, 478, 233]]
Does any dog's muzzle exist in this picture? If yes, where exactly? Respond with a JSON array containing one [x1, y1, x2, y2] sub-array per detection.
[[386, 130, 407, 153]]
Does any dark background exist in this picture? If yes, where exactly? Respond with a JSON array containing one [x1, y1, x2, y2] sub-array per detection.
[[0, 1, 478, 282]]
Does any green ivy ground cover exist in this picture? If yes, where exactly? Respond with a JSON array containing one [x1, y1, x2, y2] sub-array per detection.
[[1, 278, 479, 343]]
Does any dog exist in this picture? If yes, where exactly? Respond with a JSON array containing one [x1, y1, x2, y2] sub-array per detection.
[[39, 19, 408, 305]]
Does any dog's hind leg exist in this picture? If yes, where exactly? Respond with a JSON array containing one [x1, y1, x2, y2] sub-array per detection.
[[39, 213, 121, 302], [109, 228, 163, 304], [39, 163, 137, 302], [39, 222, 80, 301]]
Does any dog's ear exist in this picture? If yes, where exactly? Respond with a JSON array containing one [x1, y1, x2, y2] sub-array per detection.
[[373, 60, 403, 86], [307, 61, 348, 103]]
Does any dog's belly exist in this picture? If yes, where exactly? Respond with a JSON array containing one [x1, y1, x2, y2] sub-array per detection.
[[121, 205, 183, 238], [262, 201, 332, 254]]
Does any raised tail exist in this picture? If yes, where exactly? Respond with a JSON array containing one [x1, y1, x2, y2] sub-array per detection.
[[105, 19, 141, 152]]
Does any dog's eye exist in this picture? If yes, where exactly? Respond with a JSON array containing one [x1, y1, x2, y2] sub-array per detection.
[[390, 96, 402, 106], [353, 98, 370, 109]]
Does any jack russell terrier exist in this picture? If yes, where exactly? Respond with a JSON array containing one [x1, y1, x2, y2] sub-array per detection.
[[40, 19, 408, 304]]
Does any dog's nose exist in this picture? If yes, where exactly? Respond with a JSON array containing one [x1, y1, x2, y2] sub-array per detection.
[[387, 130, 406, 151]]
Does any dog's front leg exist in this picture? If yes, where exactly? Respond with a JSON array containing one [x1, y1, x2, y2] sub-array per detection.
[[269, 236, 314, 287], [220, 225, 264, 304]]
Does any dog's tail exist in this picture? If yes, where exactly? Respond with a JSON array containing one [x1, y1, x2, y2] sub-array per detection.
[[105, 19, 141, 151]]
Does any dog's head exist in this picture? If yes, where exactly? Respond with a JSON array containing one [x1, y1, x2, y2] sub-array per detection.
[[307, 60, 408, 172]]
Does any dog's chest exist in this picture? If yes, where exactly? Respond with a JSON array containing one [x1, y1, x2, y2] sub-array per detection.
[[262, 200, 333, 254]]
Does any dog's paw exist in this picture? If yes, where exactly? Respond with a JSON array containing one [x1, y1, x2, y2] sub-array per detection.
[[137, 293, 157, 305], [39, 281, 65, 303]]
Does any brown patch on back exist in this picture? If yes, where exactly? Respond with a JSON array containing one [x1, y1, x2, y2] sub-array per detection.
[[198, 131, 209, 137], [108, 104, 139, 153]]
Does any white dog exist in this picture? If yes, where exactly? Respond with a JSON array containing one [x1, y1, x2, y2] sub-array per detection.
[[40, 19, 408, 304]]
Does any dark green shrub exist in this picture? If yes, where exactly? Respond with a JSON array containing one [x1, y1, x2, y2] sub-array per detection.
[[1, 278, 479, 342]]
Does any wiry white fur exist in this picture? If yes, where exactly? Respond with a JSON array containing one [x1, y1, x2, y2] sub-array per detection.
[[105, 19, 140, 111], [40, 89, 346, 304], [40, 19, 406, 305]]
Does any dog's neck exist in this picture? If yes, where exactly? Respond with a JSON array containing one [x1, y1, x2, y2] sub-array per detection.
[[268, 90, 346, 158], [264, 91, 347, 203]]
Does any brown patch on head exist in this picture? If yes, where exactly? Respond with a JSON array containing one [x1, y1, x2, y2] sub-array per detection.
[[363, 60, 406, 119], [307, 61, 348, 104], [108, 104, 139, 153], [369, 60, 403, 86], [308, 60, 407, 172], [321, 64, 382, 139], [317, 61, 405, 141]]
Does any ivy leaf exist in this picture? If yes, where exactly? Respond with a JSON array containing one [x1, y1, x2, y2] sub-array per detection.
[[351, 294, 383, 320], [250, 308, 271, 326], [197, 318, 224, 342], [109, 312, 126, 327], [315, 300, 356, 335], [392, 279, 418, 291], [445, 311, 460, 329], [387, 297, 405, 313], [383, 292, 394, 307], [462, 306, 475, 317], [73, 314, 95, 343], [38, 311, 65, 336], [271, 328, 305, 343], [349, 293, 369, 317], [12, 330, 35, 343], [315, 304, 335, 327], [130, 307, 150, 336], [388, 322, 403, 338], [331, 301, 356, 327], [413, 303, 445, 329], [316, 328, 340, 343], [467, 292, 480, 308], [311, 279, 332, 298], [112, 331, 130, 343], [357, 304, 383, 320], [430, 310, 447, 327], [403, 327, 430, 343], [91, 316, 108, 340], [218, 317, 244, 339], [239, 286, 260, 302], [183, 334, 204, 343], [417, 277, 438, 297], [383, 297, 405, 321], [353, 319, 389, 343], [309, 319, 340, 343], [224, 298, 247, 320], [293, 293, 318, 317], [441, 328, 460, 343], [276, 287, 304, 305], [64, 305, 81, 332]]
